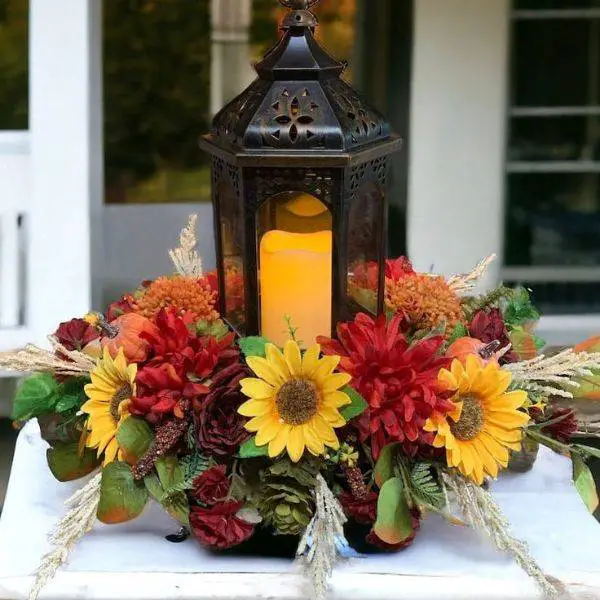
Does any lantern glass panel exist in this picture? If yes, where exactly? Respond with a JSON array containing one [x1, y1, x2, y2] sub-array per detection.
[[256, 192, 333, 347], [347, 182, 383, 314], [217, 181, 246, 331]]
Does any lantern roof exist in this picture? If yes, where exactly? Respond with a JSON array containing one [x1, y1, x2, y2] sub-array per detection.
[[203, 0, 399, 161]]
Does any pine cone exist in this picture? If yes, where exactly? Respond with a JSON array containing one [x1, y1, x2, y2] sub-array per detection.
[[257, 459, 318, 536]]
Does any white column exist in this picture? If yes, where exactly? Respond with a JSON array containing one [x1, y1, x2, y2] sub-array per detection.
[[407, 0, 510, 288], [28, 0, 103, 342], [211, 0, 254, 116]]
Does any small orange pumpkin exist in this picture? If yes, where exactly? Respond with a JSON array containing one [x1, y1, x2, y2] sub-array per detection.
[[101, 313, 158, 362], [446, 336, 502, 365]]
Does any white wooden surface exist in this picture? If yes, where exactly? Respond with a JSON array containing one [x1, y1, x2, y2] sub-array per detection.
[[1, 421, 599, 600]]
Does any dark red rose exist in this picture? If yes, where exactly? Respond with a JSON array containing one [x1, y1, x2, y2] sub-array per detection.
[[531, 406, 578, 443], [190, 501, 255, 550], [193, 465, 230, 506], [366, 509, 421, 551], [195, 362, 251, 457], [339, 490, 378, 525], [469, 309, 518, 364], [105, 294, 136, 322], [54, 318, 99, 351]]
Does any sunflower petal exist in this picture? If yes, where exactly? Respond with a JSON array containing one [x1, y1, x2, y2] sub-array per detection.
[[247, 356, 284, 387], [287, 426, 305, 462], [302, 345, 321, 378], [284, 340, 302, 377], [240, 378, 275, 400], [269, 424, 290, 457]]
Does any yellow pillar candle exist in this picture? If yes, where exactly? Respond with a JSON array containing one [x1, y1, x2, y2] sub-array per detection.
[[260, 229, 332, 348]]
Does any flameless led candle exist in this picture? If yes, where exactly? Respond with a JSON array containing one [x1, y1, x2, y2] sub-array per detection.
[[260, 229, 332, 348]]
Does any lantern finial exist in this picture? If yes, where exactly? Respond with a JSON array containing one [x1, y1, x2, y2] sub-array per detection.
[[278, 0, 319, 8]]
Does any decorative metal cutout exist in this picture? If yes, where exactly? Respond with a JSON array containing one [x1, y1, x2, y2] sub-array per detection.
[[323, 78, 388, 148], [260, 87, 324, 149], [347, 158, 390, 201]]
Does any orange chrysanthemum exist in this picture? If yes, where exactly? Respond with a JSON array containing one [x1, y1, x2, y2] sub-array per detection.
[[134, 276, 219, 321], [386, 273, 463, 335]]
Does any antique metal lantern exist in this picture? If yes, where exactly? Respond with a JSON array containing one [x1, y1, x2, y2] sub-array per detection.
[[200, 0, 402, 347]]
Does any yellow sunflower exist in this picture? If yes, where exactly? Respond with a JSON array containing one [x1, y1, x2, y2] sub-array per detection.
[[82, 347, 137, 465], [424, 355, 529, 485], [238, 340, 352, 462]]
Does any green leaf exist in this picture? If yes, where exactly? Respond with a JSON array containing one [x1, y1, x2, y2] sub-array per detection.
[[54, 394, 82, 414], [410, 463, 445, 509], [162, 492, 190, 526], [46, 442, 100, 482], [196, 318, 230, 340], [97, 461, 149, 524], [574, 443, 600, 460], [238, 336, 269, 358], [339, 386, 368, 422], [155, 456, 185, 490], [11, 373, 59, 421], [503, 287, 540, 329], [239, 436, 270, 458], [447, 322, 468, 345], [374, 443, 400, 488], [180, 452, 212, 480], [143, 473, 164, 502], [54, 377, 89, 414], [373, 477, 414, 545], [116, 417, 154, 464], [573, 455, 599, 514]]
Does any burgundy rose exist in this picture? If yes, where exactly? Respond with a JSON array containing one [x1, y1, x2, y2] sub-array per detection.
[[531, 406, 578, 444], [339, 490, 378, 525], [195, 363, 251, 458], [54, 318, 99, 351], [193, 465, 230, 506], [469, 309, 518, 364], [366, 509, 421, 551], [190, 501, 255, 550]]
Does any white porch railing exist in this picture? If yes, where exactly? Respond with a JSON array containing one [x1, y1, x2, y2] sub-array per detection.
[[0, 132, 31, 351]]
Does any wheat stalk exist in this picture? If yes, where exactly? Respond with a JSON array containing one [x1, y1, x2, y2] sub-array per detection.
[[0, 337, 95, 377], [29, 473, 101, 600], [168, 214, 204, 278], [442, 471, 566, 598], [506, 349, 600, 399], [447, 254, 496, 295]]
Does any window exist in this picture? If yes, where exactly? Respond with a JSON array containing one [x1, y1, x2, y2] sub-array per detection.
[[103, 0, 356, 205], [0, 0, 28, 130], [504, 0, 600, 314]]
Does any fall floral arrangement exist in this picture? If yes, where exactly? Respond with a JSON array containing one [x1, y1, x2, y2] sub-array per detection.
[[2, 216, 600, 600]]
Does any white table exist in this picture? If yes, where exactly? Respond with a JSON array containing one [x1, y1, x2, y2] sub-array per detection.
[[1, 421, 600, 600]]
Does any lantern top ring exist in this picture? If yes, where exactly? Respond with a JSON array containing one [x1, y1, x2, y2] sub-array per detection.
[[278, 0, 319, 9]]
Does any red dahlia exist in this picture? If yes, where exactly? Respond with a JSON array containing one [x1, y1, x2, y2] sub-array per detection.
[[190, 501, 255, 550], [318, 313, 454, 459], [385, 256, 416, 281]]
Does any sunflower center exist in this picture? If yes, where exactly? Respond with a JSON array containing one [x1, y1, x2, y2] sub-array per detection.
[[110, 384, 132, 422], [276, 379, 319, 426], [450, 396, 484, 441]]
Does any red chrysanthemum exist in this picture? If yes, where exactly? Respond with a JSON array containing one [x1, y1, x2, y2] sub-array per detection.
[[193, 465, 230, 506], [190, 501, 255, 550], [130, 308, 239, 423], [54, 318, 99, 351], [318, 313, 454, 459], [339, 490, 378, 525]]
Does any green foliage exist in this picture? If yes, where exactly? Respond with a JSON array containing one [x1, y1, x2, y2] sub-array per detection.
[[339, 386, 368, 422], [115, 417, 154, 464], [238, 336, 270, 359], [97, 461, 149, 524], [373, 477, 414, 545], [239, 436, 270, 459], [267, 457, 320, 488], [573, 443, 600, 461], [54, 377, 89, 414], [196, 319, 230, 340], [461, 286, 517, 322], [181, 452, 212, 481], [503, 287, 540, 329], [46, 442, 100, 482], [410, 463, 445, 509], [12, 373, 60, 421], [146, 456, 190, 525], [572, 455, 599, 514], [374, 443, 400, 488], [447, 322, 468, 345]]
